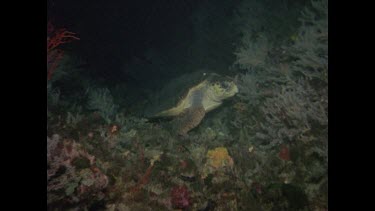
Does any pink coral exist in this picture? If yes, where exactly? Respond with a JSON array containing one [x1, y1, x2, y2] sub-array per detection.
[[170, 185, 190, 209], [278, 144, 290, 161]]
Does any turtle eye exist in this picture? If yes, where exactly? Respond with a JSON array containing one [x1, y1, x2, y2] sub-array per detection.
[[221, 82, 230, 89]]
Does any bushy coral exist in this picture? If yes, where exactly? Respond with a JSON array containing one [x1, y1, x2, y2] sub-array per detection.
[[289, 0, 328, 82], [230, 0, 328, 208], [254, 79, 327, 149], [232, 0, 305, 73], [87, 87, 119, 124], [234, 35, 270, 69], [232, 0, 328, 148]]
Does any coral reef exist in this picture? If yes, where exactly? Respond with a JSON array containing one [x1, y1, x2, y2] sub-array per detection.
[[47, 134, 108, 208]]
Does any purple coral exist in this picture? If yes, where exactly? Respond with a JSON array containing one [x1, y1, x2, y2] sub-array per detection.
[[171, 185, 190, 209]]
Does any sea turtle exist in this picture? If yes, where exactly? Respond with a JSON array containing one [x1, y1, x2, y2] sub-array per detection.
[[150, 72, 238, 136]]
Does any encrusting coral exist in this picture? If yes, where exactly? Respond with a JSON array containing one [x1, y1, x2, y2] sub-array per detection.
[[206, 147, 234, 169]]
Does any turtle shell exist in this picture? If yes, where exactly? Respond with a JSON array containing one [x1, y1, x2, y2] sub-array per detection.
[[145, 71, 232, 118]]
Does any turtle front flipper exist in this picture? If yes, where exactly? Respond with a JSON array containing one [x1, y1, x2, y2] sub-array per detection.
[[173, 105, 206, 137]]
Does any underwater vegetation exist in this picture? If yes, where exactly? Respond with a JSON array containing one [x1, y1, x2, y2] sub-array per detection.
[[47, 0, 328, 210]]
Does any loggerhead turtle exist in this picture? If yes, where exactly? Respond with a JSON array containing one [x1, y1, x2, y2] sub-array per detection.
[[151, 72, 238, 136]]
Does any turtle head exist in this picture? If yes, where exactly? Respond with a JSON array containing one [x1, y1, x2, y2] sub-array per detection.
[[209, 79, 239, 101]]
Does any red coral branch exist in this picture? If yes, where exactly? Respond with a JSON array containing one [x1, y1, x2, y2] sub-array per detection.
[[47, 21, 80, 81], [47, 29, 80, 53]]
